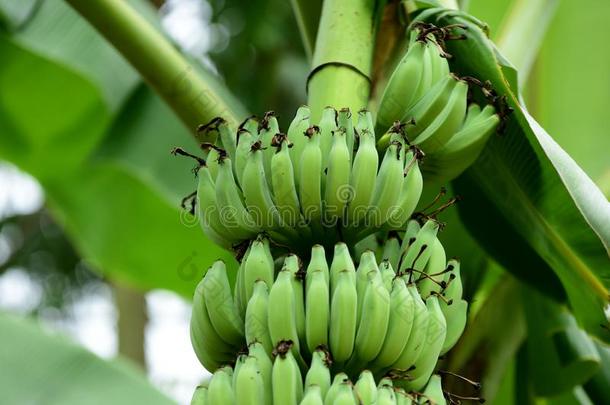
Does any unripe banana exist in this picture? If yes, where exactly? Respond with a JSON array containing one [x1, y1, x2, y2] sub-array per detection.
[[215, 155, 258, 237], [348, 113, 378, 227], [305, 269, 330, 353], [245, 280, 273, 356], [324, 127, 352, 224], [386, 151, 423, 229], [272, 341, 303, 405], [421, 374, 446, 405], [398, 219, 440, 278], [412, 79, 469, 153], [190, 385, 208, 405], [205, 145, 220, 181], [248, 341, 273, 404], [240, 115, 260, 136], [333, 382, 358, 405], [329, 270, 358, 363], [235, 128, 255, 186], [355, 251, 380, 326], [215, 118, 237, 164], [354, 370, 378, 405], [400, 296, 447, 391], [288, 106, 312, 187], [377, 378, 397, 405], [271, 134, 306, 230], [329, 242, 356, 296], [349, 272, 391, 368], [235, 356, 265, 405], [284, 254, 307, 351], [376, 39, 426, 135], [440, 260, 467, 354], [299, 126, 324, 230], [307, 244, 330, 283], [201, 261, 245, 347], [379, 260, 396, 291], [301, 385, 325, 405], [395, 388, 413, 405], [337, 108, 355, 161], [196, 164, 234, 249], [427, 36, 450, 85], [318, 107, 338, 175], [259, 111, 280, 185], [268, 269, 301, 356], [234, 245, 250, 316], [391, 283, 429, 371], [242, 236, 275, 301], [416, 238, 447, 298], [381, 234, 401, 271], [305, 348, 332, 398], [324, 374, 350, 405], [373, 277, 415, 369], [207, 365, 234, 404]]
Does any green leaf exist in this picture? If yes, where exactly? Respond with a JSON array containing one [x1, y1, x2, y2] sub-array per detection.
[[583, 342, 610, 404], [523, 287, 600, 397], [0, 36, 110, 178], [0, 312, 176, 405], [418, 10, 610, 343]]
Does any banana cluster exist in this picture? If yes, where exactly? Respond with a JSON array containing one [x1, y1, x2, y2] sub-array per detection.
[[375, 24, 500, 183], [190, 219, 467, 392], [190, 343, 449, 405], [195, 108, 424, 255]]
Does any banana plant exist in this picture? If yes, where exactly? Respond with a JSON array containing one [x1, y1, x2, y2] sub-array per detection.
[[0, 0, 609, 403]]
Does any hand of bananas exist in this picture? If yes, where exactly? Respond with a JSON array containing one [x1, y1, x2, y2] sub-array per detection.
[[182, 19, 502, 405], [190, 220, 468, 400], [191, 341, 451, 405]]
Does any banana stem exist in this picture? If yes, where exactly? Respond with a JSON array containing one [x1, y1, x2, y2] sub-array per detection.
[[64, 0, 242, 139], [307, 0, 385, 122]]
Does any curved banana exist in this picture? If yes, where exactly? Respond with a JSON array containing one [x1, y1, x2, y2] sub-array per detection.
[[242, 236, 275, 304], [373, 277, 415, 369], [401, 296, 447, 391], [259, 111, 280, 186], [355, 251, 380, 326], [190, 276, 234, 371], [395, 388, 413, 405], [190, 385, 208, 405], [272, 341, 303, 405], [398, 219, 440, 278], [391, 283, 429, 371], [330, 242, 356, 296], [329, 270, 358, 364], [299, 126, 324, 230], [271, 134, 306, 230], [301, 385, 325, 405], [333, 382, 358, 405], [386, 151, 423, 229], [307, 244, 330, 283], [234, 245, 250, 316], [201, 261, 245, 347], [440, 259, 467, 354], [305, 348, 332, 398], [338, 108, 355, 161], [348, 112, 378, 226], [416, 237, 447, 299], [349, 272, 391, 368], [196, 164, 234, 249], [377, 378, 396, 405], [284, 254, 307, 351], [354, 370, 378, 405], [267, 269, 301, 355], [412, 79, 469, 153], [305, 269, 330, 353], [248, 341, 273, 404], [235, 356, 265, 405], [207, 365, 234, 404], [288, 106, 312, 187], [324, 374, 350, 405], [379, 260, 395, 291], [421, 374, 446, 405], [318, 107, 338, 175], [324, 127, 352, 225], [381, 234, 401, 271], [235, 128, 255, 186], [245, 280, 273, 355], [375, 39, 426, 134]]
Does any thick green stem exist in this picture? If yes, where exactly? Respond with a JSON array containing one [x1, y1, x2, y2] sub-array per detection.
[[64, 0, 241, 138], [307, 0, 382, 122]]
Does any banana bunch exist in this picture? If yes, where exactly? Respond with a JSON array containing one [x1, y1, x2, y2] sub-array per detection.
[[190, 342, 450, 405], [194, 108, 424, 255], [191, 222, 467, 390], [421, 103, 500, 183], [375, 24, 500, 184]]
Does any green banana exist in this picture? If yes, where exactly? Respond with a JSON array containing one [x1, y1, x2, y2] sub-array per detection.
[[416, 238, 447, 298], [196, 164, 234, 249], [440, 260, 467, 354], [329, 270, 358, 364], [307, 244, 330, 283], [338, 108, 355, 162], [318, 106, 338, 176], [305, 269, 330, 353], [305, 348, 332, 398], [324, 127, 352, 224], [373, 277, 415, 369], [421, 374, 446, 405], [190, 385, 208, 405], [355, 251, 380, 326], [268, 269, 301, 356], [271, 134, 305, 230], [259, 111, 280, 186], [234, 244, 250, 316], [398, 219, 440, 278], [242, 235, 275, 304], [330, 242, 356, 296], [348, 112, 378, 226], [235, 356, 265, 405], [386, 151, 423, 229], [391, 283, 429, 371], [288, 106, 312, 187], [381, 234, 401, 271], [248, 341, 273, 404], [285, 254, 307, 352], [377, 378, 396, 405], [354, 370, 378, 405], [379, 260, 396, 291], [324, 374, 350, 405], [235, 128, 255, 186], [272, 341, 303, 405], [333, 382, 358, 405], [401, 296, 447, 391], [207, 365, 234, 404], [366, 140, 404, 230], [301, 385, 325, 405], [299, 126, 324, 230], [201, 261, 245, 347], [245, 280, 273, 355]]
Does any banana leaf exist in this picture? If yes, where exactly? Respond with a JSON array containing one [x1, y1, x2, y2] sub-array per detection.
[[415, 8, 610, 343], [0, 312, 176, 405]]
